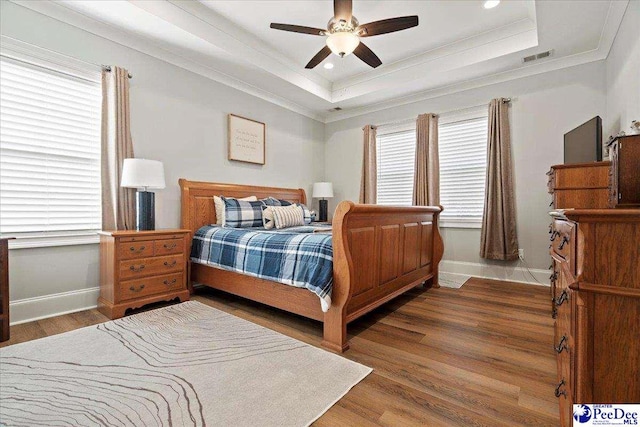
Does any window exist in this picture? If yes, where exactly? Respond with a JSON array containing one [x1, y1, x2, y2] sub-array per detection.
[[375, 114, 488, 228], [376, 125, 415, 206], [0, 54, 102, 246], [439, 116, 488, 227]]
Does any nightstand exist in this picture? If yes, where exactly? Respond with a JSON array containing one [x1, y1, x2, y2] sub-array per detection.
[[98, 229, 191, 319]]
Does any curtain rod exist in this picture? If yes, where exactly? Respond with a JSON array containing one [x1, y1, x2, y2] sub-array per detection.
[[102, 65, 133, 79], [377, 98, 512, 128]]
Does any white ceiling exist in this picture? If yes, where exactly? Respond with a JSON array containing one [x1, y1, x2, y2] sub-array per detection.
[[11, 0, 629, 122]]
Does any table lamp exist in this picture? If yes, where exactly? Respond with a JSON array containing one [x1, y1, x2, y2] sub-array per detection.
[[121, 159, 166, 231], [312, 182, 333, 222]]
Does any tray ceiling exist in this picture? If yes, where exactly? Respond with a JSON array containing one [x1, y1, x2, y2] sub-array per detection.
[[10, 0, 629, 122]]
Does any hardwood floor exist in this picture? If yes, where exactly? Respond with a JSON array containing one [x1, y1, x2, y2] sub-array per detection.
[[1, 278, 559, 426]]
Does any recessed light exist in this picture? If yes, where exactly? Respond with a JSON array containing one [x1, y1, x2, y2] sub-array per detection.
[[483, 0, 500, 9], [323, 62, 334, 70]]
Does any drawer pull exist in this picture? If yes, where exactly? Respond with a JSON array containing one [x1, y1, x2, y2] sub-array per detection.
[[549, 200, 553, 207], [129, 265, 145, 272], [164, 260, 177, 268], [549, 272, 558, 283], [549, 231, 559, 241], [554, 290, 569, 307], [163, 243, 177, 250], [163, 278, 177, 286], [558, 236, 570, 250], [554, 380, 567, 398], [555, 335, 568, 353], [129, 245, 145, 252], [129, 284, 145, 292], [548, 224, 553, 234], [552, 306, 557, 319]]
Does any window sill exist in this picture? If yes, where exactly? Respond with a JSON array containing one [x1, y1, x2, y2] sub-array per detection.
[[439, 220, 482, 229], [5, 232, 100, 249]]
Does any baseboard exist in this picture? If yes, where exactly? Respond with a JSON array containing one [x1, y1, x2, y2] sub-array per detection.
[[7, 261, 548, 326], [439, 260, 550, 287], [9, 287, 100, 325]]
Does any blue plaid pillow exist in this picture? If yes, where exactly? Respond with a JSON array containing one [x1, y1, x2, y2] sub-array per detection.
[[262, 197, 292, 207], [298, 203, 312, 224], [222, 197, 265, 228]]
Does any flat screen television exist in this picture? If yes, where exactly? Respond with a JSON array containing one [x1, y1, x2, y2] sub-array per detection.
[[564, 116, 602, 164]]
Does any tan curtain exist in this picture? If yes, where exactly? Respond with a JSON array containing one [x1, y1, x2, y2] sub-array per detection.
[[412, 113, 439, 206], [359, 125, 377, 204], [101, 67, 136, 230], [480, 98, 518, 260]]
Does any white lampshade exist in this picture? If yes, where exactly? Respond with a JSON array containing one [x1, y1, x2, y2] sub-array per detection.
[[312, 182, 334, 198], [326, 32, 360, 57], [121, 159, 166, 190]]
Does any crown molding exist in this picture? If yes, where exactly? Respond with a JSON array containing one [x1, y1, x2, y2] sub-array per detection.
[[144, 0, 332, 100], [8, 0, 326, 122]]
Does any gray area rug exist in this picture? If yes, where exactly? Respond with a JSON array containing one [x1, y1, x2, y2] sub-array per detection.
[[0, 301, 371, 426]]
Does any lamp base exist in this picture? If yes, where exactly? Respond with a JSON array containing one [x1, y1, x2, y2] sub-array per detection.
[[136, 191, 155, 231], [319, 199, 328, 222]]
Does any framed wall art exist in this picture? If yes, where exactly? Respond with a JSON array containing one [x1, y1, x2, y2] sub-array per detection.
[[228, 114, 266, 165]]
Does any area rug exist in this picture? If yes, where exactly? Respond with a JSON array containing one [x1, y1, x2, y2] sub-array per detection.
[[0, 301, 371, 426], [439, 272, 472, 288]]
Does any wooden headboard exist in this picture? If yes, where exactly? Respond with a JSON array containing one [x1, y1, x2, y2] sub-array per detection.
[[179, 179, 307, 232]]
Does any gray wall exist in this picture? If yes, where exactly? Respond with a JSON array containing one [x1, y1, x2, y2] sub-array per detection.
[[605, 0, 640, 137], [324, 62, 607, 271], [2, 2, 325, 304]]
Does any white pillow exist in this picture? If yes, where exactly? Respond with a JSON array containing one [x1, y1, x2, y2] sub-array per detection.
[[214, 195, 257, 226], [272, 204, 305, 229]]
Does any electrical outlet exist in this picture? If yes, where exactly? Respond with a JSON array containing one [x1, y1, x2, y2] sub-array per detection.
[[518, 249, 525, 260]]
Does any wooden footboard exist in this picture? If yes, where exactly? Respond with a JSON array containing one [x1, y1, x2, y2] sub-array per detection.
[[322, 201, 444, 352], [179, 179, 443, 353]]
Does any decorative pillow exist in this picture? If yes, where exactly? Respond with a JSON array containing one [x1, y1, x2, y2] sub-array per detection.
[[297, 203, 312, 225], [261, 205, 276, 229], [272, 204, 305, 229], [262, 197, 292, 207], [214, 195, 257, 226], [222, 197, 265, 228]]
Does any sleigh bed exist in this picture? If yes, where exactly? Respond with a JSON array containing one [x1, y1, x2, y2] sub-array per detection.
[[179, 179, 444, 352]]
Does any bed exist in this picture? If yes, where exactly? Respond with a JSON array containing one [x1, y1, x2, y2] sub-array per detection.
[[180, 179, 444, 352]]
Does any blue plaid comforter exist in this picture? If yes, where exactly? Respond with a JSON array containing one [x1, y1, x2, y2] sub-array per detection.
[[191, 225, 334, 311]]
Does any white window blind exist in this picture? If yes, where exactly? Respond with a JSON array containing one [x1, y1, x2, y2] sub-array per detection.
[[0, 55, 102, 236], [376, 127, 415, 206], [439, 116, 488, 227]]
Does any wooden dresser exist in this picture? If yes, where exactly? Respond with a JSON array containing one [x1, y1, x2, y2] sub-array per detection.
[[547, 161, 611, 209], [98, 229, 191, 319], [0, 238, 12, 342], [609, 134, 640, 208], [550, 210, 640, 426]]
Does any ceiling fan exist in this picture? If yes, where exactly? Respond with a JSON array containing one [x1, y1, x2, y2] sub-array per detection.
[[270, 0, 418, 69]]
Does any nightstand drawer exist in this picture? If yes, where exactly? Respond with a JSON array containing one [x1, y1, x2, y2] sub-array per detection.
[[120, 255, 184, 280], [154, 238, 184, 256], [119, 272, 184, 301], [118, 241, 154, 260]]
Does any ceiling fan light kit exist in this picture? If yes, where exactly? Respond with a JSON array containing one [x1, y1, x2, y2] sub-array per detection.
[[270, 0, 419, 69], [326, 32, 360, 57]]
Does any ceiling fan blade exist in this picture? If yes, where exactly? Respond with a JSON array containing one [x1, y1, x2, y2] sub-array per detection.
[[357, 16, 419, 37], [353, 42, 382, 68], [333, 0, 352, 21], [270, 23, 326, 36], [305, 46, 332, 69]]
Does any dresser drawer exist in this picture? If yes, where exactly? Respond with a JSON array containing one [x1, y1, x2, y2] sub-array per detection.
[[154, 238, 185, 256], [118, 241, 154, 260], [118, 272, 184, 302], [119, 255, 184, 280]]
